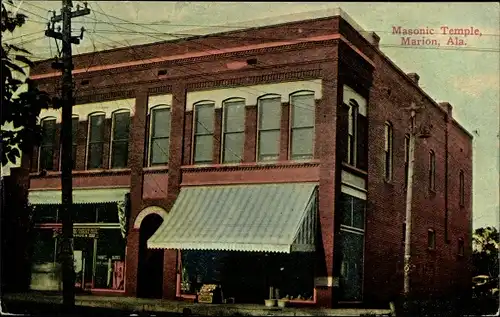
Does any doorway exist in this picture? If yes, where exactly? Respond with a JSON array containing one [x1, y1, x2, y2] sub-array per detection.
[[137, 213, 164, 298]]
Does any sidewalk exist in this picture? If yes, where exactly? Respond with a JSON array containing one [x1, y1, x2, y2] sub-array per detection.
[[2, 292, 393, 316]]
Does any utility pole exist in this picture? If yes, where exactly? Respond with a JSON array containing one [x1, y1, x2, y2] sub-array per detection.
[[402, 101, 426, 298], [45, 0, 90, 311]]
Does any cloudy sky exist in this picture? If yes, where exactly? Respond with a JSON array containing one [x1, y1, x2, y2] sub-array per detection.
[[3, 2, 499, 229]]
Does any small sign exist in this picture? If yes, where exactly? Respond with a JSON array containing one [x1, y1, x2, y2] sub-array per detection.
[[198, 284, 222, 304], [53, 227, 99, 238]]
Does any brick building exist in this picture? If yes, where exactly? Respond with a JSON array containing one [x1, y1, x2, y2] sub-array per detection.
[[23, 9, 472, 308]]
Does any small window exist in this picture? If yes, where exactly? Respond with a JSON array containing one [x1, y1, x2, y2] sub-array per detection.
[[193, 102, 215, 165], [222, 99, 245, 164], [87, 113, 105, 169], [39, 118, 57, 171], [110, 111, 130, 168], [290, 92, 315, 160], [384, 122, 393, 181], [459, 170, 465, 206], [429, 150, 436, 191], [257, 96, 281, 162], [149, 106, 171, 166], [458, 238, 464, 256], [404, 134, 410, 186], [346, 100, 358, 165], [428, 229, 436, 250]]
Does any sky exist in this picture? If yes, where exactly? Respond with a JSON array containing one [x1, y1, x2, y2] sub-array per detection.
[[2, 1, 499, 229]]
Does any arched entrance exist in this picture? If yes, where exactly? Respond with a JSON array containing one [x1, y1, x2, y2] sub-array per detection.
[[137, 213, 164, 298]]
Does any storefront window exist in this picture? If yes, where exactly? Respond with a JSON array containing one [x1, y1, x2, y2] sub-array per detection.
[[97, 203, 119, 223], [72, 204, 97, 223], [94, 229, 126, 290], [33, 205, 58, 223]]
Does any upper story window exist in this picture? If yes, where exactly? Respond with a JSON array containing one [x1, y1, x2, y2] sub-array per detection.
[[71, 116, 79, 169], [193, 102, 215, 165], [404, 134, 410, 186], [110, 110, 130, 168], [149, 105, 171, 166], [428, 229, 436, 250], [222, 99, 245, 164], [459, 170, 465, 206], [257, 95, 281, 162], [429, 150, 436, 191], [346, 100, 358, 166], [384, 122, 393, 181], [39, 117, 56, 171], [290, 92, 315, 160], [86, 113, 105, 170], [458, 238, 464, 256]]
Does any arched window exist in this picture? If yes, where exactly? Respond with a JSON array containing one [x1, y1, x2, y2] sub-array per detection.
[[221, 98, 245, 164], [110, 109, 131, 168], [39, 117, 57, 171], [404, 134, 410, 186], [193, 101, 215, 165], [458, 238, 464, 256], [384, 122, 393, 181], [459, 170, 465, 206], [148, 105, 171, 166], [347, 99, 358, 165], [257, 94, 281, 162], [290, 91, 315, 160], [427, 229, 436, 250], [86, 112, 106, 169], [429, 150, 436, 191]]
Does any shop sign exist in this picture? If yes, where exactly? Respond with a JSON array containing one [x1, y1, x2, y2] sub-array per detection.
[[53, 227, 100, 238]]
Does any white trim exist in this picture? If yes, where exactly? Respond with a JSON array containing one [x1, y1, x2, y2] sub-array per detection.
[[186, 80, 322, 111], [343, 85, 367, 116], [109, 109, 131, 169], [39, 99, 136, 123], [341, 184, 367, 200], [85, 112, 106, 170], [148, 94, 173, 111], [133, 206, 168, 229]]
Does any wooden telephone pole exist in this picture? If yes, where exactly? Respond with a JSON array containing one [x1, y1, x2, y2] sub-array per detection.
[[45, 0, 90, 310]]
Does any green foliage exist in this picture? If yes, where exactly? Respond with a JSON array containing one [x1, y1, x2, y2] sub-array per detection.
[[472, 226, 499, 277], [1, 1, 54, 167]]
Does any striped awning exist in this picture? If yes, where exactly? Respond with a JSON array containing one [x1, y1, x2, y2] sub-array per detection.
[[28, 188, 129, 205], [147, 183, 318, 253]]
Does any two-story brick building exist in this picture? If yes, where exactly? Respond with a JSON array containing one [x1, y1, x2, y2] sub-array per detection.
[[23, 8, 473, 308]]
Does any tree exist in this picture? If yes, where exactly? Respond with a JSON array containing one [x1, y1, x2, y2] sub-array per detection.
[[472, 226, 499, 277], [1, 0, 56, 168]]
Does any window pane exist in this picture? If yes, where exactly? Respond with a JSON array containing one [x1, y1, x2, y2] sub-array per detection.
[[224, 101, 245, 133], [32, 230, 56, 264], [113, 112, 130, 140], [340, 193, 352, 226], [194, 134, 213, 164], [72, 145, 77, 169], [195, 104, 214, 134], [223, 132, 244, 163], [40, 146, 54, 170], [291, 127, 313, 159], [258, 98, 281, 130], [72, 118, 79, 143], [352, 197, 365, 229], [94, 230, 126, 290], [33, 204, 58, 223], [152, 108, 171, 138], [88, 142, 103, 169], [41, 120, 56, 145], [89, 115, 105, 142], [258, 130, 280, 159], [150, 137, 169, 165], [97, 203, 119, 223], [111, 141, 129, 168], [291, 94, 315, 128], [72, 204, 97, 223]]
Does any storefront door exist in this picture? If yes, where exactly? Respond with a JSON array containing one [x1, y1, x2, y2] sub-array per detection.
[[74, 237, 95, 289], [138, 214, 164, 298]]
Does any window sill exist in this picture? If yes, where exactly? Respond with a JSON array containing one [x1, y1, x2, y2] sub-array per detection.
[[341, 162, 367, 176], [143, 165, 169, 172]]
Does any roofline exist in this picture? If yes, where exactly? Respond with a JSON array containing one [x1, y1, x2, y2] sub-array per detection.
[[452, 119, 474, 140]]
